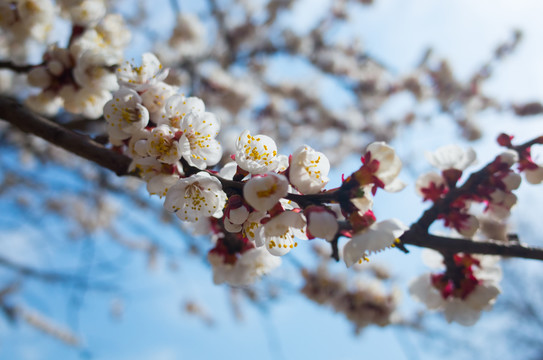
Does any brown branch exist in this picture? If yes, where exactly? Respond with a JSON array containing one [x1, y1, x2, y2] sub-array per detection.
[[0, 61, 39, 73], [401, 231, 543, 261], [0, 96, 131, 176]]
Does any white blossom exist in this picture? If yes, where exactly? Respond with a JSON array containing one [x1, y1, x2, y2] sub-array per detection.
[[289, 145, 330, 194], [306, 206, 338, 241], [228, 206, 250, 225], [262, 211, 306, 256], [60, 86, 111, 118], [409, 250, 502, 326], [425, 144, 477, 171], [235, 130, 279, 174], [141, 82, 178, 123], [409, 274, 500, 326], [95, 13, 131, 51], [487, 190, 517, 220], [243, 211, 266, 244], [525, 165, 543, 184], [350, 185, 374, 213], [25, 91, 63, 116], [415, 172, 445, 196], [27, 67, 52, 88], [343, 219, 408, 267], [162, 95, 206, 128], [14, 0, 55, 42], [146, 173, 180, 198], [69, 14, 131, 59], [496, 150, 519, 167], [58, 0, 106, 26], [128, 156, 163, 181], [243, 173, 289, 212], [457, 214, 479, 238], [208, 247, 281, 286], [501, 172, 521, 191], [104, 87, 150, 144], [164, 172, 227, 222], [223, 217, 242, 233], [176, 111, 222, 170], [218, 161, 238, 180], [73, 50, 118, 91], [126, 129, 151, 158], [146, 124, 182, 165], [364, 142, 405, 192], [116, 53, 168, 91]]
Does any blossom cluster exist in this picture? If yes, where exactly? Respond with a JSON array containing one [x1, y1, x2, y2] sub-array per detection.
[[101, 53, 408, 286], [416, 143, 521, 237], [498, 133, 543, 185], [0, 1, 132, 117], [407, 134, 543, 325], [0, 0, 56, 55], [409, 250, 501, 326]]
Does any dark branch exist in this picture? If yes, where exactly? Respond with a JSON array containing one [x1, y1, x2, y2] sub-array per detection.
[[401, 231, 543, 261], [0, 96, 131, 176], [0, 61, 39, 73]]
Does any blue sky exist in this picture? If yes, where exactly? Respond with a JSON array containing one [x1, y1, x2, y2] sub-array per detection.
[[2, 1, 543, 359]]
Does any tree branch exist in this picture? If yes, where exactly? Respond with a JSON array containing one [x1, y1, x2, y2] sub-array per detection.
[[0, 96, 131, 176], [401, 231, 543, 261], [0, 61, 39, 73]]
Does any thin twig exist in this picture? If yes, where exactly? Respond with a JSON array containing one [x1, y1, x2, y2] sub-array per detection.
[[0, 61, 39, 73]]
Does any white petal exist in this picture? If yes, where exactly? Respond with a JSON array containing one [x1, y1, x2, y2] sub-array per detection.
[[464, 284, 500, 310], [408, 274, 444, 310], [444, 299, 481, 326]]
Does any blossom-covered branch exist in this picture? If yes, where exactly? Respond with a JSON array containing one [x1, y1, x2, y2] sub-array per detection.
[[2, 93, 543, 266]]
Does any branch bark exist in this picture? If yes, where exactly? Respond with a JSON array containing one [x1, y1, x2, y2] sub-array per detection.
[[0, 96, 131, 176], [0, 61, 39, 73], [401, 231, 543, 261]]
